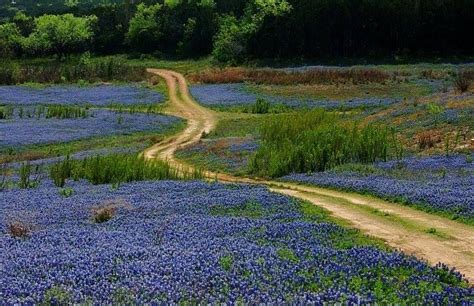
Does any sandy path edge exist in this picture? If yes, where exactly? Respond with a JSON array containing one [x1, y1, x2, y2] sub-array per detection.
[[144, 69, 474, 283]]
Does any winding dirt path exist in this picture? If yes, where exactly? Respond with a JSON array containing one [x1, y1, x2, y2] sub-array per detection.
[[144, 69, 474, 283]]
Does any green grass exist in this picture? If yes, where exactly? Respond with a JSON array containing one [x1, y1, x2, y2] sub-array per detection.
[[206, 115, 267, 139], [276, 248, 299, 263], [176, 150, 241, 175], [125, 56, 215, 75], [297, 199, 389, 250], [248, 81, 434, 101], [286, 179, 474, 226], [49, 153, 203, 187], [250, 109, 400, 177], [210, 200, 264, 219], [219, 255, 234, 271]]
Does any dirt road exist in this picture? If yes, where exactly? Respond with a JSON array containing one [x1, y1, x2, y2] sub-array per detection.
[[145, 69, 474, 283]]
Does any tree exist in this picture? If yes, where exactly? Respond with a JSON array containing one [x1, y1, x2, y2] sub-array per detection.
[[212, 0, 291, 63], [126, 3, 163, 52], [12, 12, 34, 37], [22, 14, 97, 56], [0, 23, 22, 57]]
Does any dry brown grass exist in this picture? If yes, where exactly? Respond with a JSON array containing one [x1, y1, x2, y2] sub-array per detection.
[[417, 131, 442, 150], [91, 199, 131, 224], [92, 205, 116, 223], [8, 221, 32, 238], [454, 71, 472, 93], [189, 67, 390, 85]]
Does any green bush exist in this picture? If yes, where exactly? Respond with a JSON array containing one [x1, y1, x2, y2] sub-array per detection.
[[250, 109, 400, 177], [251, 98, 271, 114], [50, 155, 73, 188], [0, 60, 20, 85]]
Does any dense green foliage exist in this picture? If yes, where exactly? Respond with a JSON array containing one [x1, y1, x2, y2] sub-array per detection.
[[1, 13, 96, 56], [0, 0, 472, 61], [49, 153, 203, 187], [250, 110, 400, 177]]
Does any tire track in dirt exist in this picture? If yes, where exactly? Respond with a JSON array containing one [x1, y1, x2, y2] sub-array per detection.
[[144, 69, 474, 283]]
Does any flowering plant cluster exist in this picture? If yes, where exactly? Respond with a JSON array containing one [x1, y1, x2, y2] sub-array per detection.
[[190, 84, 399, 110], [1, 109, 181, 148], [283, 154, 474, 221], [1, 180, 472, 303], [0, 84, 164, 106]]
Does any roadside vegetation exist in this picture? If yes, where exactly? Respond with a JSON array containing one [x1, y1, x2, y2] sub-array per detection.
[[49, 153, 203, 187], [249, 109, 401, 177]]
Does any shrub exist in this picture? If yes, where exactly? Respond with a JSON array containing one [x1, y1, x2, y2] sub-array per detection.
[[0, 60, 20, 85], [45, 105, 89, 119], [454, 71, 471, 93], [417, 131, 440, 150], [0, 106, 14, 119], [8, 221, 31, 238], [18, 162, 41, 189], [92, 204, 117, 223]]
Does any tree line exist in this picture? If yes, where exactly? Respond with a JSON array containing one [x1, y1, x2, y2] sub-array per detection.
[[0, 0, 472, 62]]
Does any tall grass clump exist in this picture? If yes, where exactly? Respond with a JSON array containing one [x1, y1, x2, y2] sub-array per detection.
[[250, 98, 271, 114], [18, 162, 41, 189], [49, 153, 203, 187], [50, 155, 73, 187], [45, 105, 89, 119], [454, 70, 472, 93], [0, 106, 14, 119], [249, 109, 400, 177]]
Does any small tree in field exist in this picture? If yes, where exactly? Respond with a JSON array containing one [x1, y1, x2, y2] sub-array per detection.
[[22, 14, 97, 56], [0, 23, 22, 57]]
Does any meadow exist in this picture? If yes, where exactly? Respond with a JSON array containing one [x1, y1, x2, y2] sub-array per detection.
[[0, 84, 164, 106], [1, 180, 472, 303], [1, 1, 473, 302], [178, 65, 473, 225], [1, 61, 473, 303]]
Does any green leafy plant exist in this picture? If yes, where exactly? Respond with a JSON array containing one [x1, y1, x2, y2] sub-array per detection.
[[59, 187, 74, 198], [18, 162, 41, 189]]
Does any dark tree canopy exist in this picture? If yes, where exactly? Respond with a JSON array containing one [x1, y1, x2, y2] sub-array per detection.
[[0, 0, 472, 61]]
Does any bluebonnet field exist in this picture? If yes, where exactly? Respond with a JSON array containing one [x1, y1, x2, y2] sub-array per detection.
[[7, 147, 146, 169], [0, 84, 164, 106], [1, 180, 472, 304], [1, 109, 181, 148], [190, 84, 399, 110], [282, 154, 474, 222]]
